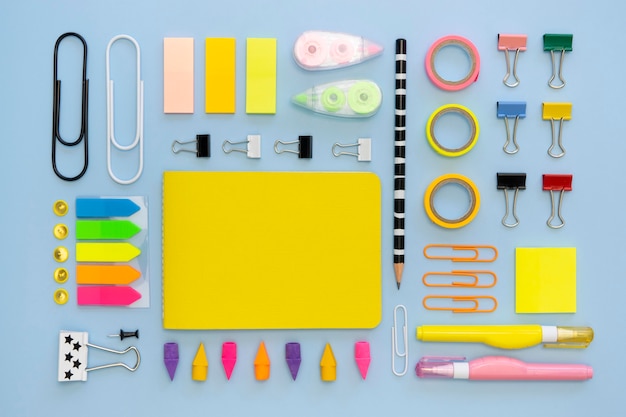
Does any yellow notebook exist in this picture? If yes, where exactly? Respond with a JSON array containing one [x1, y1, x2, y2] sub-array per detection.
[[162, 171, 381, 329]]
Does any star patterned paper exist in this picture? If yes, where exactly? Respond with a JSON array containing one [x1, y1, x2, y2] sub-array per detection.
[[58, 331, 88, 382]]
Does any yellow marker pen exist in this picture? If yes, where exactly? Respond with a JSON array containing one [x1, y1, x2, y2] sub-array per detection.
[[416, 325, 593, 349]]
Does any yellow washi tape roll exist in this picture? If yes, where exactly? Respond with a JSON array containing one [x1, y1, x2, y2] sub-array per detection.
[[424, 173, 480, 228], [426, 104, 479, 157]]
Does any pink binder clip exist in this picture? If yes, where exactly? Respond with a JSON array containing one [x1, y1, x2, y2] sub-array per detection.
[[497, 34, 527, 87]]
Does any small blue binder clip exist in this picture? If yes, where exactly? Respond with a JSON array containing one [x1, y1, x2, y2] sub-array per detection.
[[496, 101, 526, 155]]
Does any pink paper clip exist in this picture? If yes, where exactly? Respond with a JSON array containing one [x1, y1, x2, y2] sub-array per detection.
[[497, 34, 527, 87], [543, 174, 573, 229]]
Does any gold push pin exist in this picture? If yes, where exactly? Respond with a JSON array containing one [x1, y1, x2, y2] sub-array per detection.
[[53, 224, 69, 240], [54, 288, 69, 305], [53, 200, 69, 216], [54, 246, 69, 262], [54, 267, 69, 284]]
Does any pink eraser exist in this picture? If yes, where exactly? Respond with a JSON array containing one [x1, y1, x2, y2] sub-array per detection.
[[221, 342, 237, 380], [354, 341, 371, 379]]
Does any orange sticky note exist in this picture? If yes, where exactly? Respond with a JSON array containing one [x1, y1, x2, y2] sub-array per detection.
[[164, 37, 194, 113], [246, 38, 276, 114], [206, 38, 236, 113]]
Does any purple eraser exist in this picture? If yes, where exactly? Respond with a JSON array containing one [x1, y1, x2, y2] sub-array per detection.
[[164, 342, 179, 381], [285, 342, 302, 380]]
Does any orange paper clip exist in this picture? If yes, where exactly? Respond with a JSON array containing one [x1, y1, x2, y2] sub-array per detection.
[[423, 295, 498, 313], [423, 244, 498, 262], [422, 271, 497, 288]]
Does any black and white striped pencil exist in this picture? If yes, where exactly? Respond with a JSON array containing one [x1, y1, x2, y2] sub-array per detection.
[[394, 38, 406, 289]]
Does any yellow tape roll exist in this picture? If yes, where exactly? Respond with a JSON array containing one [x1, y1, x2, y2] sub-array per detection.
[[426, 104, 479, 157], [424, 174, 480, 228]]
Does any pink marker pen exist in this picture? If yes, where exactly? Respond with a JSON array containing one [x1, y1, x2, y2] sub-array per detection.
[[416, 356, 593, 381]]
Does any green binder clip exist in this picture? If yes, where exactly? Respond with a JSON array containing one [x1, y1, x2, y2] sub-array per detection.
[[543, 34, 573, 89]]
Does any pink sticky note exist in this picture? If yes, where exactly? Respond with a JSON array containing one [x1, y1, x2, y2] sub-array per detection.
[[164, 38, 194, 113]]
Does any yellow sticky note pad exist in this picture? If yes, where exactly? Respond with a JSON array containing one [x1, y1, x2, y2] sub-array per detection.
[[205, 38, 236, 113], [515, 247, 576, 313], [162, 171, 381, 329], [246, 38, 276, 114]]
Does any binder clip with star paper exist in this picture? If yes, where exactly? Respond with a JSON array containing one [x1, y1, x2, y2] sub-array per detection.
[[58, 330, 140, 382]]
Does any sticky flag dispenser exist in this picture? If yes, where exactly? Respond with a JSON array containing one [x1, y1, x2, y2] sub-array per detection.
[[172, 134, 211, 158], [163, 38, 194, 113], [497, 173, 526, 228], [274, 136, 313, 158], [74, 196, 150, 308], [105, 35, 144, 185], [222, 135, 261, 158], [246, 38, 276, 114], [497, 101, 526, 155], [332, 138, 371, 161], [543, 102, 572, 158], [543, 174, 573, 229], [544, 34, 573, 89], [205, 38, 236, 113], [497, 34, 527, 87], [58, 331, 140, 382]]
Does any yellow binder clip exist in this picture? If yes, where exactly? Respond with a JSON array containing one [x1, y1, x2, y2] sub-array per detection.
[[542, 102, 572, 158], [422, 271, 497, 288], [423, 244, 498, 262], [423, 295, 498, 313]]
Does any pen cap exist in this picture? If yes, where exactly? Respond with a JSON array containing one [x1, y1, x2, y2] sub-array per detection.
[[415, 356, 464, 379], [549, 326, 594, 348]]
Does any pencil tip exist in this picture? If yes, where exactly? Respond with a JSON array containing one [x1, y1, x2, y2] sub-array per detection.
[[397, 282, 401, 290]]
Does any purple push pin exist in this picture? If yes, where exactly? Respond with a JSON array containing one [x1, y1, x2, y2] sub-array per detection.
[[285, 342, 301, 380], [164, 342, 179, 381]]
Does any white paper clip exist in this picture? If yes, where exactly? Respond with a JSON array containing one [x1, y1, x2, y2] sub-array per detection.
[[58, 331, 140, 382], [332, 138, 371, 161], [105, 35, 144, 184], [391, 305, 408, 376], [222, 135, 261, 158]]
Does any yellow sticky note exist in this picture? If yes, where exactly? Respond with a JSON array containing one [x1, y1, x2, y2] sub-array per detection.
[[246, 38, 276, 114], [162, 171, 381, 329], [164, 38, 194, 113], [205, 38, 236, 113], [515, 247, 576, 313]]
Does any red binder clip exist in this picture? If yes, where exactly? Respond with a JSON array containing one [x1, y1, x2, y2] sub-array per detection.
[[542, 174, 572, 229]]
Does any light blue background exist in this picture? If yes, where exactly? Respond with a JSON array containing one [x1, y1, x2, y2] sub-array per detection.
[[1, 0, 623, 415]]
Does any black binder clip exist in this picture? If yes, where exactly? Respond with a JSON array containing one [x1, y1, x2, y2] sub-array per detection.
[[274, 136, 313, 158], [171, 134, 210, 157], [497, 173, 526, 228], [52, 32, 89, 181]]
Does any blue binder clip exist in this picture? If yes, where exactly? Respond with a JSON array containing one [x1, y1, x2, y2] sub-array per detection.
[[496, 101, 526, 155]]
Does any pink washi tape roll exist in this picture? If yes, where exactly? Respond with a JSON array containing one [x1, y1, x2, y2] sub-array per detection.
[[425, 35, 480, 91]]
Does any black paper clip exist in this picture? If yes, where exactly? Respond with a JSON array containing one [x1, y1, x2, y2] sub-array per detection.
[[274, 136, 313, 158], [52, 32, 89, 181], [497, 173, 526, 228], [172, 134, 210, 157]]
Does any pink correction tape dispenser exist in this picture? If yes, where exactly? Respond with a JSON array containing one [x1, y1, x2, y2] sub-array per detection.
[[293, 31, 383, 70]]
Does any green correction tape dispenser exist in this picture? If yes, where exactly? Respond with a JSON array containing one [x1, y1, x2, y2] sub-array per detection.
[[292, 79, 382, 118]]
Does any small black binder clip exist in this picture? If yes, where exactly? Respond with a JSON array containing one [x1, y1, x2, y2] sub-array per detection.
[[497, 173, 526, 228], [274, 136, 313, 158], [172, 134, 210, 157]]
